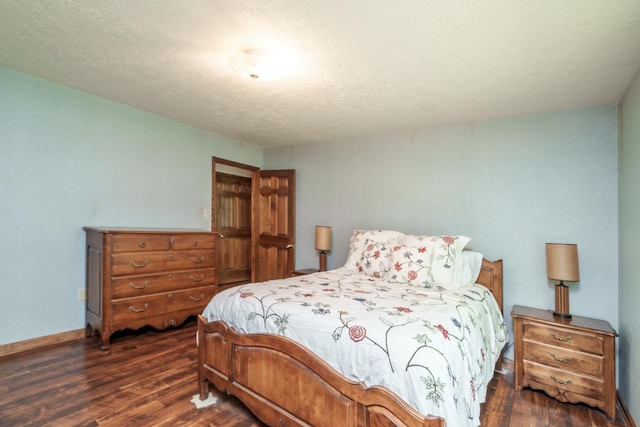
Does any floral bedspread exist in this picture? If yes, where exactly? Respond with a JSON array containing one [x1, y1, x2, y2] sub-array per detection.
[[202, 268, 507, 427]]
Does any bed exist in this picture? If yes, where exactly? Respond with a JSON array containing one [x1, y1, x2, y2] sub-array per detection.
[[197, 231, 507, 427]]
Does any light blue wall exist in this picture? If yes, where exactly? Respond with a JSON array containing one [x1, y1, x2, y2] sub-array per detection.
[[265, 105, 619, 360], [0, 62, 624, 383], [620, 67, 640, 422], [0, 66, 263, 345]]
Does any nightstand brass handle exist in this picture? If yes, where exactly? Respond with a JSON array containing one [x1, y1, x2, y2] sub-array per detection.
[[190, 256, 204, 263], [129, 281, 149, 290], [129, 259, 149, 268], [550, 374, 572, 385], [286, 244, 295, 249], [189, 274, 205, 282], [189, 293, 205, 302], [128, 303, 149, 313], [550, 332, 573, 342], [550, 352, 573, 363]]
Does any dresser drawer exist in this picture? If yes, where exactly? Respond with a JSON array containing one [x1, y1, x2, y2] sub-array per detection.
[[111, 286, 216, 323], [523, 321, 604, 355], [523, 360, 605, 402], [522, 340, 604, 378], [111, 234, 172, 252], [172, 234, 216, 250], [111, 249, 215, 276], [111, 268, 216, 299]]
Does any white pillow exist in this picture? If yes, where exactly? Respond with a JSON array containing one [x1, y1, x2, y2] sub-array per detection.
[[344, 230, 405, 270], [456, 251, 483, 287], [355, 240, 393, 279]]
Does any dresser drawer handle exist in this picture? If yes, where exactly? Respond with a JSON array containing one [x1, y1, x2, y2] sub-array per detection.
[[128, 303, 149, 313], [192, 240, 199, 247], [189, 274, 205, 282], [550, 352, 573, 363], [129, 281, 149, 290], [550, 374, 572, 385], [550, 333, 573, 342], [190, 294, 205, 302], [129, 260, 149, 268], [190, 256, 204, 264], [139, 241, 146, 248]]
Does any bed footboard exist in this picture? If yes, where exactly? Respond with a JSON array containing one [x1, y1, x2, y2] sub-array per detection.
[[197, 315, 444, 427]]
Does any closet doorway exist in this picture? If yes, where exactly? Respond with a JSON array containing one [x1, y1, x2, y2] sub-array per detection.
[[212, 157, 296, 293]]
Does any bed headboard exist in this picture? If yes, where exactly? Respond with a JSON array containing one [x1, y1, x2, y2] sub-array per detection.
[[476, 258, 504, 313]]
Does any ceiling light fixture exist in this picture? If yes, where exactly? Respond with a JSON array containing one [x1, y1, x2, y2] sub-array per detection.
[[227, 50, 272, 81]]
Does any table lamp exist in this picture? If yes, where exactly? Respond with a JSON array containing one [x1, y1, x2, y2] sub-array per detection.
[[546, 243, 580, 318], [315, 226, 332, 272]]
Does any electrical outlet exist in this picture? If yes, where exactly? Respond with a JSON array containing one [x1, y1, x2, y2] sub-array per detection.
[[203, 208, 210, 218], [77, 289, 86, 301]]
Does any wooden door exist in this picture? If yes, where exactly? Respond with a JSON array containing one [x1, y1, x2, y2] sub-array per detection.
[[252, 170, 296, 282], [214, 172, 253, 292]]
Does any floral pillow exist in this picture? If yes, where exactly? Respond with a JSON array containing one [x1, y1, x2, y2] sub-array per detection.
[[344, 230, 405, 270], [355, 240, 393, 279], [387, 236, 471, 288], [387, 245, 434, 287]]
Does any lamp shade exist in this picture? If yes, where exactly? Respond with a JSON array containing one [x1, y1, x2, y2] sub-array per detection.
[[546, 243, 580, 282], [315, 226, 332, 251]]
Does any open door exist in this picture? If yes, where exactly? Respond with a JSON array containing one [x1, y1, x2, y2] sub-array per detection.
[[252, 169, 296, 282], [214, 172, 252, 292], [212, 158, 257, 293], [213, 158, 295, 291]]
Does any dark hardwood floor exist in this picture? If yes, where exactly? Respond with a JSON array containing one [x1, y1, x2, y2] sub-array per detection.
[[0, 318, 632, 426]]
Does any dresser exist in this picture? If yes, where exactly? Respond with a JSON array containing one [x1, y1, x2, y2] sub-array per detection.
[[511, 305, 617, 419], [84, 227, 217, 349]]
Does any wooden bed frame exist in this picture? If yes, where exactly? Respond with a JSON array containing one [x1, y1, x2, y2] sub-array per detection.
[[197, 258, 503, 427]]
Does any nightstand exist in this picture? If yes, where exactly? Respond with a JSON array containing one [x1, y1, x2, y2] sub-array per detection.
[[511, 305, 618, 419], [291, 268, 319, 277]]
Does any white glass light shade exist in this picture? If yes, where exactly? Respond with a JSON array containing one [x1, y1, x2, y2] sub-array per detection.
[[227, 50, 272, 80]]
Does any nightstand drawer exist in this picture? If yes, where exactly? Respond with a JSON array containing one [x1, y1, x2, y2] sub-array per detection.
[[523, 340, 604, 377], [523, 360, 605, 401], [523, 321, 604, 355]]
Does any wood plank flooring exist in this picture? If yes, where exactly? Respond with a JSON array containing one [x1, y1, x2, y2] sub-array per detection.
[[0, 318, 632, 426]]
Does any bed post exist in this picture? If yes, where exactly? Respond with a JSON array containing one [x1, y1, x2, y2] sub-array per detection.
[[197, 315, 209, 400]]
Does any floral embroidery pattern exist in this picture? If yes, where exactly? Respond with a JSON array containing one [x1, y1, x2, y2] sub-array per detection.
[[387, 236, 471, 288], [438, 236, 458, 268], [207, 268, 507, 427], [356, 240, 393, 279], [388, 245, 434, 287], [348, 325, 367, 342]]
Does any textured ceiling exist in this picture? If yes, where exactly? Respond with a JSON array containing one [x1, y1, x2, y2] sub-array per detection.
[[1, 1, 640, 147]]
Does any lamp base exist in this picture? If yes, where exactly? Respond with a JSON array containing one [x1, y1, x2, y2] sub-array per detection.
[[319, 251, 327, 272], [552, 311, 572, 319], [553, 282, 571, 318]]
